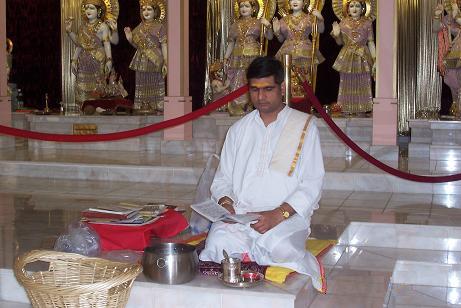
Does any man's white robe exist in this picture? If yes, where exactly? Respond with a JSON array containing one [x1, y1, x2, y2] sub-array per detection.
[[199, 106, 325, 291]]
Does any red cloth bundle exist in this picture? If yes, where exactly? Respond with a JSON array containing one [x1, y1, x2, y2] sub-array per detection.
[[88, 210, 189, 251]]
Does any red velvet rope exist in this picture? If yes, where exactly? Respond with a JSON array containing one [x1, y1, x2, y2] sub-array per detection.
[[0, 86, 248, 142], [303, 82, 461, 183]]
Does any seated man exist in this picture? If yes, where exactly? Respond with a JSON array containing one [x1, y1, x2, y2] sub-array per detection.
[[199, 56, 325, 291]]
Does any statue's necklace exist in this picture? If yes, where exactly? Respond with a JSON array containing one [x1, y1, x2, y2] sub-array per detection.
[[86, 20, 103, 34]]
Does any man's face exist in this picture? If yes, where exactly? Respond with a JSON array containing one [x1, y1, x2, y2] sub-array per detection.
[[248, 76, 285, 115]]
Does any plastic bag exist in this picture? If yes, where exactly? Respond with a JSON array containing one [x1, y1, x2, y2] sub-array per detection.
[[101, 250, 142, 264], [54, 222, 101, 257], [190, 154, 220, 234]]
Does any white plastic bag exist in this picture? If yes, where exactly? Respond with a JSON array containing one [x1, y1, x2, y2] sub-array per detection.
[[190, 154, 220, 234], [54, 222, 101, 257]]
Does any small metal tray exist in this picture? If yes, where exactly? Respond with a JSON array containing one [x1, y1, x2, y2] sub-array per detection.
[[218, 270, 264, 288]]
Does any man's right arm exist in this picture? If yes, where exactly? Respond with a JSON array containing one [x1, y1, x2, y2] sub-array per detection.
[[210, 127, 238, 210]]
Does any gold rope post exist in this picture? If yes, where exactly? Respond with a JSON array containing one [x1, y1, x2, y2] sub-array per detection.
[[309, 0, 320, 93], [284, 54, 292, 105], [259, 0, 269, 55]]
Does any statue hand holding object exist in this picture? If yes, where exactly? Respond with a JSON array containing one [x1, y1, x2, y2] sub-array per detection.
[[65, 18, 73, 33], [260, 17, 270, 27], [310, 9, 324, 20], [106, 19, 117, 31]]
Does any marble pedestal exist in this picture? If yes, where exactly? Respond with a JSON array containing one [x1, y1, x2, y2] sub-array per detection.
[[0, 268, 316, 308], [14, 113, 377, 159], [409, 119, 461, 160], [19, 113, 234, 155]]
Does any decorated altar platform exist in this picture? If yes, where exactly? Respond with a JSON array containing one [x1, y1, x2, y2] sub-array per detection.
[[409, 119, 461, 160], [1, 267, 316, 308], [13, 112, 381, 158]]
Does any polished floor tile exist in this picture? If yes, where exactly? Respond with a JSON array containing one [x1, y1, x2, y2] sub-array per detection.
[[2, 146, 461, 306]]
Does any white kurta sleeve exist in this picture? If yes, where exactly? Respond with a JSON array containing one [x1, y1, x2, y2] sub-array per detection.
[[284, 121, 325, 219], [210, 126, 238, 203]]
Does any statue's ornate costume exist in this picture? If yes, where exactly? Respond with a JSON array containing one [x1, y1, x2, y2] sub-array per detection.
[[75, 20, 107, 104], [226, 17, 263, 115], [129, 21, 167, 112], [68, 0, 118, 107], [436, 12, 461, 113], [332, 17, 374, 113], [275, 11, 324, 97]]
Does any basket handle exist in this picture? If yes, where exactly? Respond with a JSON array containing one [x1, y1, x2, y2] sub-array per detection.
[[14, 250, 143, 295]]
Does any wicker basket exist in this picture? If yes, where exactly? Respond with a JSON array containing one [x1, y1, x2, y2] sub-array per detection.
[[14, 250, 142, 308]]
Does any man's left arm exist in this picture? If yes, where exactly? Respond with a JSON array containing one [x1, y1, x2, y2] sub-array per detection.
[[284, 122, 325, 219], [250, 122, 324, 234]]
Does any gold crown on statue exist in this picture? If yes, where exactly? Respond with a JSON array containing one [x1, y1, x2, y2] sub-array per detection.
[[81, 0, 119, 22], [210, 61, 224, 72], [82, 0, 106, 8], [332, 0, 376, 20], [139, 0, 166, 22], [140, 0, 157, 7]]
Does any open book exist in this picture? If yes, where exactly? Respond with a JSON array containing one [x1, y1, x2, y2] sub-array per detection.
[[191, 200, 260, 224]]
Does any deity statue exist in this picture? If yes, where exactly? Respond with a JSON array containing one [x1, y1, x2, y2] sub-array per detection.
[[224, 0, 274, 116], [6, 39, 13, 95], [273, 0, 325, 98], [331, 0, 376, 116], [210, 61, 231, 101], [204, 0, 234, 105], [65, 0, 118, 108], [124, 0, 167, 114], [434, 0, 461, 116]]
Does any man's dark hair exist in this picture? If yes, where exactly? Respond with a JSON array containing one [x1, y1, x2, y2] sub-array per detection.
[[246, 56, 284, 85]]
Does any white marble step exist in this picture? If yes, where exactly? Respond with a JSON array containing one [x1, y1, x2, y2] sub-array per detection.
[[0, 160, 453, 194], [0, 160, 202, 185], [338, 222, 461, 252], [392, 260, 461, 288], [0, 268, 316, 308], [0, 302, 31, 308]]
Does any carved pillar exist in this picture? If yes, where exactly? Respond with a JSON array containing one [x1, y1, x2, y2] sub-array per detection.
[[163, 0, 192, 141], [0, 0, 13, 148], [61, 0, 81, 111], [372, 0, 398, 145]]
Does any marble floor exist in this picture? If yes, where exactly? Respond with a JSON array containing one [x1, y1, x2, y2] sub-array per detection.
[[2, 145, 461, 307]]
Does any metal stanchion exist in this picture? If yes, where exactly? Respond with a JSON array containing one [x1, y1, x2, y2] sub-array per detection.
[[283, 54, 292, 105]]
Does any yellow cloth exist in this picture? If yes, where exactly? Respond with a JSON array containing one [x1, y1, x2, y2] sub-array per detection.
[[185, 234, 337, 285], [265, 239, 337, 284], [185, 234, 207, 246]]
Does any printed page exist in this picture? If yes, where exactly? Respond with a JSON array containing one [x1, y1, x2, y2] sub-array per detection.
[[225, 213, 261, 224], [191, 200, 261, 224], [191, 199, 230, 222]]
